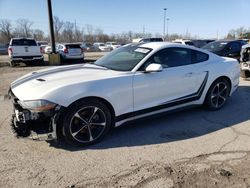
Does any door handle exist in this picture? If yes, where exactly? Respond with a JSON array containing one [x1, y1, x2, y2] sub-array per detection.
[[185, 72, 194, 77]]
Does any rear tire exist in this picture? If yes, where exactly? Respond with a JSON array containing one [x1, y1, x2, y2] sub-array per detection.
[[60, 56, 66, 64], [204, 78, 230, 111], [62, 99, 112, 146], [25, 61, 35, 66], [39, 59, 45, 66], [9, 60, 16, 67]]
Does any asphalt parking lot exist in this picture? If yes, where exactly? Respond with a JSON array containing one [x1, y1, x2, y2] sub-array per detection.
[[1, 64, 250, 187]]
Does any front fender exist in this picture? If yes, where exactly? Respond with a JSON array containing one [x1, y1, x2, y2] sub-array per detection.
[[44, 77, 134, 117]]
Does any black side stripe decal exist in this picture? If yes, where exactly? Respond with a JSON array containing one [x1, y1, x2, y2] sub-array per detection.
[[116, 71, 209, 122]]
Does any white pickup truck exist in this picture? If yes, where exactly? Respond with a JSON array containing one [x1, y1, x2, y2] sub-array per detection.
[[8, 38, 44, 66]]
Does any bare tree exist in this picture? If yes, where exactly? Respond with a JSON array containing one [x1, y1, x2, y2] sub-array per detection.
[[168, 33, 183, 41], [32, 29, 45, 41], [53, 16, 64, 42], [61, 21, 74, 42], [84, 24, 95, 43], [15, 19, 33, 37], [0, 19, 12, 43], [74, 28, 84, 42], [95, 28, 109, 42], [226, 27, 250, 39]]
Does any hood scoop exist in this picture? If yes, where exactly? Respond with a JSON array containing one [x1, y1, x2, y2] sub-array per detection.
[[36, 78, 46, 82]]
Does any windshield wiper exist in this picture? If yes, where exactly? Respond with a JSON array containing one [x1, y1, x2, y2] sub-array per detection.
[[92, 63, 108, 68], [85, 63, 109, 69]]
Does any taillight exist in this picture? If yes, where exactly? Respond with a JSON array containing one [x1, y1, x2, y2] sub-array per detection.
[[64, 48, 68, 53], [8, 47, 13, 55], [40, 47, 43, 54]]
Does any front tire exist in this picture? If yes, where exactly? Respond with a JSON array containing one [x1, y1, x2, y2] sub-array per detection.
[[204, 78, 230, 111], [62, 99, 112, 146]]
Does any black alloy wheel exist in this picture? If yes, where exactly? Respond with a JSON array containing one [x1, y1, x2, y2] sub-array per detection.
[[63, 99, 112, 146], [205, 78, 230, 110]]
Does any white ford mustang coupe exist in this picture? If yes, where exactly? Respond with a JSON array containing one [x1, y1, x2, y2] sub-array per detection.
[[9, 42, 240, 146]]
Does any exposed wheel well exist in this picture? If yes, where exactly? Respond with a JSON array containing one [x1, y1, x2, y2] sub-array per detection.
[[66, 96, 116, 126], [204, 76, 232, 104], [212, 76, 232, 92]]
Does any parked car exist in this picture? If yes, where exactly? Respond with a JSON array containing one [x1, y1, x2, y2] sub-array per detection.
[[140, 38, 163, 43], [8, 38, 44, 66], [191, 39, 215, 48], [240, 43, 250, 78], [202, 40, 246, 61], [80, 43, 96, 52], [172, 39, 194, 46], [105, 42, 121, 50], [9, 42, 240, 146], [132, 38, 163, 43], [93, 42, 110, 52], [57, 43, 84, 63], [44, 46, 52, 54], [37, 41, 49, 54], [0, 43, 8, 55]]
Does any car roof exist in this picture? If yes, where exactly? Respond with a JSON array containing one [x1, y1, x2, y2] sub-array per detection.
[[138, 42, 196, 50], [133, 42, 218, 57], [60, 43, 81, 45], [212, 40, 243, 43], [12, 38, 35, 40]]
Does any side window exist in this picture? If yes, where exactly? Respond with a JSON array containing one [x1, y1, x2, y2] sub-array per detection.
[[191, 50, 209, 64], [141, 47, 192, 70], [228, 42, 241, 52]]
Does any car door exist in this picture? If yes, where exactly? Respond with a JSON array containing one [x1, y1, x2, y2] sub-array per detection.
[[133, 47, 208, 112]]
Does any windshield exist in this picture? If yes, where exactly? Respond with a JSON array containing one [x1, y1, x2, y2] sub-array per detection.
[[202, 41, 228, 52], [94, 44, 152, 71], [11, 39, 37, 46]]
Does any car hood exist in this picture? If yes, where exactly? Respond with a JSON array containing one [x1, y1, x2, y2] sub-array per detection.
[[11, 63, 127, 101]]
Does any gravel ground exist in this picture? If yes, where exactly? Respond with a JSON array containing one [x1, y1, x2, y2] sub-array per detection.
[[0, 66, 250, 187]]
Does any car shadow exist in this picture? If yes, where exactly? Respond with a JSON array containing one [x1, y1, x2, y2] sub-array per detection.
[[49, 85, 250, 151]]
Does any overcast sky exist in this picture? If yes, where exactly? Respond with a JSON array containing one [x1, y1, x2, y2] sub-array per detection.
[[0, 0, 250, 39]]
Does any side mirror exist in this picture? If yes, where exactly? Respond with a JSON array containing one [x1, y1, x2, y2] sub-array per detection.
[[145, 63, 163, 73]]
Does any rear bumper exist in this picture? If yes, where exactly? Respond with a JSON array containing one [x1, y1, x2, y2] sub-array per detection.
[[100, 49, 110, 52], [62, 54, 84, 60], [10, 55, 43, 61]]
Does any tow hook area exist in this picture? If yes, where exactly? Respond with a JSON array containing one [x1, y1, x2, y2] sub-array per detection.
[[10, 106, 63, 141], [11, 114, 31, 137]]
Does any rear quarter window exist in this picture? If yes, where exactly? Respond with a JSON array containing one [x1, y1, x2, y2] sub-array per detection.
[[192, 50, 209, 63], [11, 39, 37, 46], [66, 44, 81, 49]]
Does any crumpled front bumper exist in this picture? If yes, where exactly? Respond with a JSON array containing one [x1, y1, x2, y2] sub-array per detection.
[[8, 89, 63, 141], [241, 61, 250, 72]]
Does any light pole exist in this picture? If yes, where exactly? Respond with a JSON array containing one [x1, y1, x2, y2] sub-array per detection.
[[166, 18, 170, 41], [163, 8, 167, 40], [47, 0, 55, 54]]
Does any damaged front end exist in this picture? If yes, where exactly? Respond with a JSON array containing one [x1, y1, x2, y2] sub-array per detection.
[[9, 89, 63, 141]]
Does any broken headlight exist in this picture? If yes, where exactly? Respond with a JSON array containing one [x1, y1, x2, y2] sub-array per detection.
[[18, 100, 56, 112]]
